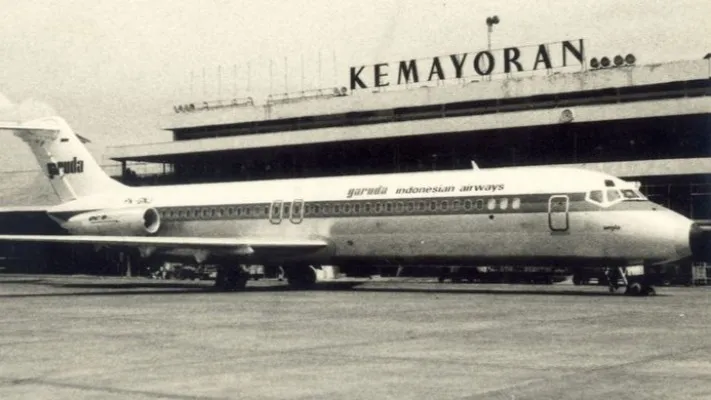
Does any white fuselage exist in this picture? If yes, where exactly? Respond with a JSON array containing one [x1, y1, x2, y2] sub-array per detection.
[[47, 166, 694, 267]]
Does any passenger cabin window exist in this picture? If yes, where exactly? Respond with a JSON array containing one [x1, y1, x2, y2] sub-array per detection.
[[512, 198, 521, 210], [486, 198, 496, 210]]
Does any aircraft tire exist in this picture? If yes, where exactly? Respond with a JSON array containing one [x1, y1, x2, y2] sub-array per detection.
[[224, 268, 248, 291], [572, 273, 582, 286], [644, 286, 657, 296], [625, 282, 642, 296], [285, 264, 317, 289], [214, 267, 248, 292], [214, 268, 228, 291]]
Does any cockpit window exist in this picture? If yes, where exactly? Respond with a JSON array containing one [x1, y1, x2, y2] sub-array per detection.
[[587, 187, 646, 207], [606, 189, 622, 203], [621, 189, 645, 200], [589, 190, 604, 203]]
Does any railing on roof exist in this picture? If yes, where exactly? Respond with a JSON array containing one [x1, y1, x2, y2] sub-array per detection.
[[172, 97, 255, 114], [266, 87, 349, 106]]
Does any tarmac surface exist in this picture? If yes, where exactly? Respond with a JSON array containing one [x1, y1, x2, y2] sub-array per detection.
[[1, 275, 710, 400]]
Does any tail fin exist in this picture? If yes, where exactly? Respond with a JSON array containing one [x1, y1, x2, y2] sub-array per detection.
[[0, 116, 126, 202]]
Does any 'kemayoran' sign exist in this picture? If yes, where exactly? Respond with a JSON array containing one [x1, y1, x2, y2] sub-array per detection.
[[349, 39, 584, 90]]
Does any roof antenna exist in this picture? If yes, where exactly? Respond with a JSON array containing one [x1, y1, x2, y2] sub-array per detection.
[[471, 161, 479, 170]]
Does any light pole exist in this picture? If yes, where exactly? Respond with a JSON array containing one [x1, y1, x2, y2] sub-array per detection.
[[484, 16, 499, 79], [486, 16, 499, 51]]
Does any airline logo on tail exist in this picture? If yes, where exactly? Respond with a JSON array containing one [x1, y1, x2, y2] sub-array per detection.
[[46, 157, 84, 179]]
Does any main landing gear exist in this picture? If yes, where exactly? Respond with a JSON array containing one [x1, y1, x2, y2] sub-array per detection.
[[605, 267, 656, 296], [214, 265, 250, 292], [283, 264, 318, 289]]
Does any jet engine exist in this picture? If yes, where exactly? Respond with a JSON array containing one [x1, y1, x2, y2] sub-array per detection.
[[61, 207, 161, 236]]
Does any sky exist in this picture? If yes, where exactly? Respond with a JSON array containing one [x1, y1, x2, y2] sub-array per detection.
[[0, 0, 709, 173]]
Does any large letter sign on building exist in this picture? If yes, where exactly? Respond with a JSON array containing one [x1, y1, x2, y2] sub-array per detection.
[[349, 39, 585, 90]]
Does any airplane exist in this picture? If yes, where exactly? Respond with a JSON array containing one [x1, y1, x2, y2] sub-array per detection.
[[0, 115, 709, 296]]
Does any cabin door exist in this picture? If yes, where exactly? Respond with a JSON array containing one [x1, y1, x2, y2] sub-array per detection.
[[289, 199, 304, 224], [269, 200, 283, 224], [547, 195, 569, 232]]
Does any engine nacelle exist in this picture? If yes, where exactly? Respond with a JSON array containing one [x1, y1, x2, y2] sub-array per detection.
[[61, 207, 161, 236]]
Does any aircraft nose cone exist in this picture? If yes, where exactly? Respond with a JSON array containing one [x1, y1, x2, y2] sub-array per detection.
[[689, 222, 711, 262]]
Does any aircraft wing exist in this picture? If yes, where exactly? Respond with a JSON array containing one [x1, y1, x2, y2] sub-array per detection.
[[0, 234, 329, 257]]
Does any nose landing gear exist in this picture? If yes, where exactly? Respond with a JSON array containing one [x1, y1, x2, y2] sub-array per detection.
[[606, 267, 656, 296]]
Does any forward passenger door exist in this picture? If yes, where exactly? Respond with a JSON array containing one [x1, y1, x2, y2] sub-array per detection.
[[547, 195, 569, 232]]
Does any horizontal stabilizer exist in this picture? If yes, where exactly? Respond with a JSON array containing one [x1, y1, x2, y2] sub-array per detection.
[[0, 120, 61, 133], [0, 206, 51, 213]]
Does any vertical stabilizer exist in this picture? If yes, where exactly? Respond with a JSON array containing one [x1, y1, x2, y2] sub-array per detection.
[[0, 116, 126, 202]]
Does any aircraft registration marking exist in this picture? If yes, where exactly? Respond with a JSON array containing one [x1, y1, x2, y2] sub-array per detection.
[[124, 197, 152, 205]]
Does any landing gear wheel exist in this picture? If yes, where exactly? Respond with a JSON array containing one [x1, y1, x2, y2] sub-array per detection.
[[625, 282, 642, 296], [214, 267, 249, 292], [644, 286, 656, 296], [572, 273, 582, 286], [624, 282, 656, 296], [285, 264, 317, 289], [226, 269, 249, 291], [214, 267, 227, 291]]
